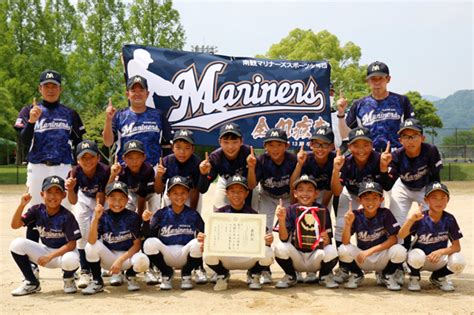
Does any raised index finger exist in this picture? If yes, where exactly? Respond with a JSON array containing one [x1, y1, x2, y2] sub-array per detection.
[[279, 198, 283, 207], [385, 141, 391, 153], [205, 152, 209, 161], [250, 146, 254, 156], [299, 143, 304, 152], [33, 97, 37, 107], [336, 149, 341, 157], [339, 89, 344, 99]]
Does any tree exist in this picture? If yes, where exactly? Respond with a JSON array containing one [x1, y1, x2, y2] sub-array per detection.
[[258, 29, 369, 102], [0, 87, 18, 141], [442, 127, 474, 146], [128, 0, 185, 49], [405, 91, 443, 133]]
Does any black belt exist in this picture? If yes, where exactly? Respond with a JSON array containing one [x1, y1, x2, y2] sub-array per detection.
[[43, 161, 61, 166]]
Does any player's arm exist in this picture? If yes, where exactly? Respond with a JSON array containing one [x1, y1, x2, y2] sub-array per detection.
[[65, 171, 78, 205], [398, 205, 423, 239], [275, 199, 289, 241], [336, 91, 351, 139], [103, 98, 116, 147], [426, 239, 461, 265], [37, 240, 77, 267], [320, 190, 333, 208], [18, 100, 41, 145], [197, 152, 213, 193], [88, 203, 104, 244], [341, 205, 355, 245], [136, 195, 146, 217], [290, 144, 307, 188], [331, 149, 344, 196], [11, 193, 32, 229], [110, 238, 142, 274], [96, 192, 105, 206], [189, 188, 199, 210], [356, 234, 397, 264], [154, 158, 166, 194], [246, 146, 257, 189]]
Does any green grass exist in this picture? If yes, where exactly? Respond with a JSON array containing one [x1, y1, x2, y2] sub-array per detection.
[[440, 162, 474, 181], [0, 165, 27, 185]]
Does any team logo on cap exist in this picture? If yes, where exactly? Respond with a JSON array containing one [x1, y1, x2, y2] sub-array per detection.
[[129, 142, 137, 148], [316, 129, 326, 135], [365, 182, 375, 189], [225, 124, 234, 130], [405, 120, 413, 126], [371, 65, 380, 71], [270, 131, 279, 137], [134, 77, 142, 83], [51, 177, 60, 183], [233, 175, 241, 181], [81, 142, 90, 149], [113, 182, 122, 189], [46, 72, 55, 79], [300, 175, 309, 180], [433, 183, 442, 189], [179, 130, 188, 136], [356, 129, 365, 136], [173, 177, 182, 183]]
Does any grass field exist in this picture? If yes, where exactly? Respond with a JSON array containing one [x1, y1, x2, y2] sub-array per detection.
[[0, 165, 26, 185]]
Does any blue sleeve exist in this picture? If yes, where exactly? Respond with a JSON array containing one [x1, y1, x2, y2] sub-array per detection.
[[448, 215, 463, 241], [70, 110, 85, 147], [384, 209, 400, 236], [345, 100, 359, 129]]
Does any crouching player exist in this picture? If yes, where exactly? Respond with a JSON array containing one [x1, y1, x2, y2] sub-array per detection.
[[82, 181, 149, 295], [10, 176, 81, 296], [204, 175, 274, 291], [399, 182, 466, 292], [338, 180, 406, 290], [274, 175, 338, 289], [142, 176, 205, 290]]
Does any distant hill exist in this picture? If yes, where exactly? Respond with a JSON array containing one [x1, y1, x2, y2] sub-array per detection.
[[434, 90, 474, 129], [423, 95, 441, 102]]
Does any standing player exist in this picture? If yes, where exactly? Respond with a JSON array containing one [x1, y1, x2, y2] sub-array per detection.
[[398, 182, 466, 292], [10, 176, 81, 296], [336, 61, 415, 152]]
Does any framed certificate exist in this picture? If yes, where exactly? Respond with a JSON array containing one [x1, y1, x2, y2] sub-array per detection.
[[204, 213, 266, 258]]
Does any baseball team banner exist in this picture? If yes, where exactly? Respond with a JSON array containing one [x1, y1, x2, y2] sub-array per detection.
[[122, 44, 331, 148]]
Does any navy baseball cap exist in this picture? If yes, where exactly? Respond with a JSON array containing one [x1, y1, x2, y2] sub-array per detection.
[[366, 61, 389, 79], [293, 174, 318, 189], [425, 182, 450, 197], [398, 118, 423, 134], [123, 139, 145, 156], [310, 126, 334, 143], [167, 176, 191, 192], [42, 175, 65, 192], [264, 128, 288, 144], [173, 129, 195, 145], [225, 175, 249, 190], [348, 127, 372, 144], [106, 181, 129, 196], [40, 70, 61, 85], [219, 122, 242, 138], [76, 140, 99, 159], [358, 180, 383, 196], [127, 75, 148, 90]]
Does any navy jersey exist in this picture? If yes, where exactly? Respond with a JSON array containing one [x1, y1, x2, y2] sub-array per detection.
[[147, 205, 204, 246], [340, 151, 394, 195], [118, 162, 155, 197], [346, 92, 415, 151], [410, 210, 463, 255], [98, 209, 141, 251], [350, 207, 400, 250], [21, 204, 81, 249], [301, 151, 336, 191], [255, 152, 297, 196], [68, 162, 110, 198], [216, 204, 258, 215], [162, 153, 201, 188], [15, 100, 85, 164], [112, 107, 172, 165], [390, 143, 442, 189]]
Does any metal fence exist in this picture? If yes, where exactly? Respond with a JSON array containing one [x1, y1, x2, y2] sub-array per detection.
[[426, 127, 474, 162]]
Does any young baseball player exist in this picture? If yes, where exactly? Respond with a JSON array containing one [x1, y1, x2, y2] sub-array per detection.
[[338, 180, 407, 290], [246, 128, 296, 284], [82, 181, 149, 295], [202, 175, 274, 291], [398, 182, 466, 292], [331, 127, 394, 283], [142, 176, 205, 290], [197, 122, 252, 209], [65, 140, 110, 288], [274, 174, 339, 289], [10, 176, 81, 296]]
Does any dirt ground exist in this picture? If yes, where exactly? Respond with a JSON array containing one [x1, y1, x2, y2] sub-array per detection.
[[1, 182, 473, 314]]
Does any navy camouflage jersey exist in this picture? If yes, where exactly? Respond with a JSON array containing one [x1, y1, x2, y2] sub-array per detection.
[[161, 153, 201, 188], [68, 162, 110, 198], [346, 92, 414, 151], [409, 210, 462, 255], [97, 209, 141, 251], [21, 204, 81, 248], [301, 151, 335, 191], [339, 151, 394, 195], [146, 205, 204, 246], [112, 107, 172, 165], [255, 152, 297, 196], [390, 143, 442, 189], [350, 207, 400, 250], [14, 100, 85, 164], [117, 162, 155, 197]]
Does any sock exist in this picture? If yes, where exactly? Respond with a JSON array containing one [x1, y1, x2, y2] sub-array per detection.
[[382, 261, 399, 276], [320, 258, 338, 278], [181, 255, 202, 277], [206, 261, 229, 277], [248, 262, 265, 276], [347, 261, 363, 276], [408, 264, 421, 278], [78, 249, 90, 273], [148, 253, 173, 277], [88, 261, 104, 284], [63, 268, 77, 279], [11, 252, 38, 284], [275, 257, 296, 279], [125, 267, 137, 278], [431, 265, 453, 279]]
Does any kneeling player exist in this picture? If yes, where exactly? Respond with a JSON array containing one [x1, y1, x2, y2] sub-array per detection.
[[142, 176, 205, 290], [338, 181, 406, 290], [82, 181, 149, 295], [274, 175, 338, 289], [10, 176, 81, 296], [399, 182, 466, 292], [203, 175, 274, 291]]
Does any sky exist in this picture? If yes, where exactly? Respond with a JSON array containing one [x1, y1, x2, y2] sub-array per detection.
[[173, 0, 473, 99]]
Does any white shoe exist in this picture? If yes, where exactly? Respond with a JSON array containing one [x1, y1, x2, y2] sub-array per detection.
[[144, 270, 159, 285], [382, 274, 401, 291], [344, 274, 364, 289], [248, 274, 262, 290], [210, 273, 218, 284], [101, 269, 110, 277], [63, 278, 77, 294], [77, 272, 91, 289], [82, 280, 104, 295], [394, 269, 405, 286], [333, 268, 350, 284], [32, 264, 40, 280], [296, 272, 304, 283], [260, 270, 272, 285], [11, 280, 41, 296], [320, 273, 339, 289], [160, 275, 173, 290], [127, 276, 140, 291], [375, 272, 384, 286], [430, 276, 455, 292], [275, 274, 297, 289], [194, 268, 208, 284], [213, 274, 230, 291], [408, 276, 421, 291], [305, 272, 318, 284], [110, 273, 123, 286], [181, 276, 193, 290]]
